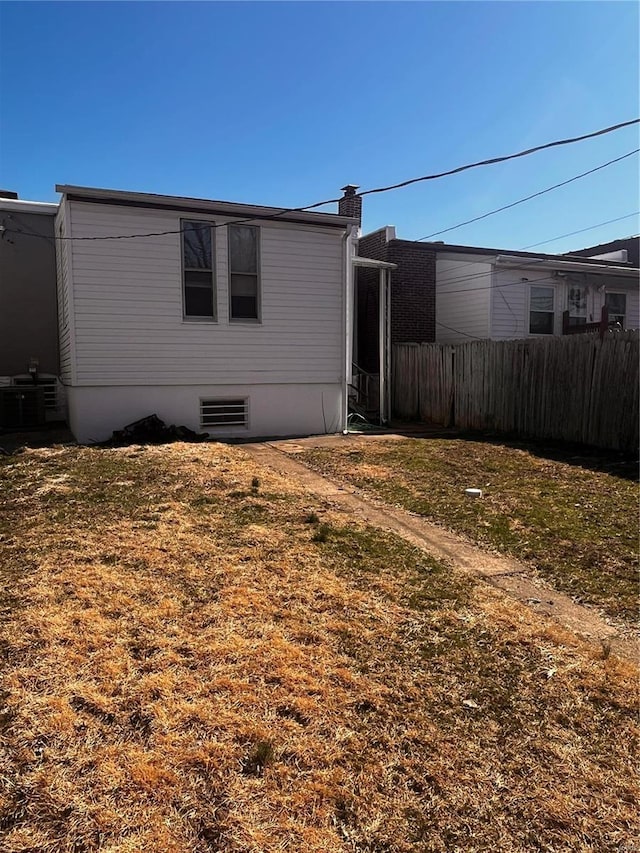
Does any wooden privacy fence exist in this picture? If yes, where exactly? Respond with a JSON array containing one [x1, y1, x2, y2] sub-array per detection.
[[393, 331, 639, 452]]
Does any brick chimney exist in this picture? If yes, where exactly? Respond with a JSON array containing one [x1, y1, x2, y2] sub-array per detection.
[[338, 184, 362, 225]]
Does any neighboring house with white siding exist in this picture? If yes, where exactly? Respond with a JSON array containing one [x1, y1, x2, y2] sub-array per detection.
[[55, 184, 361, 443], [354, 226, 639, 355], [434, 242, 639, 343]]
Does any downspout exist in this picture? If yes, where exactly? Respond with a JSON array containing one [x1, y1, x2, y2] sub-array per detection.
[[342, 224, 358, 434]]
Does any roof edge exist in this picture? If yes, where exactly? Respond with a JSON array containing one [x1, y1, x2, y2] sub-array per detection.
[[425, 240, 639, 269], [55, 185, 357, 228], [0, 198, 58, 215]]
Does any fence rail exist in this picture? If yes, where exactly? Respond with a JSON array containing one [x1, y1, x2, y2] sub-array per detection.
[[393, 331, 639, 452]]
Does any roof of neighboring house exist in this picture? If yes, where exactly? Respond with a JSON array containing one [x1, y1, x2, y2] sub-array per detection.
[[419, 239, 639, 269], [0, 198, 58, 215], [564, 236, 640, 267], [55, 185, 358, 230], [361, 227, 639, 268]]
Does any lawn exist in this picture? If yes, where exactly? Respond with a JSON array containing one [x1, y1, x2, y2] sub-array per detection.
[[0, 442, 638, 852], [298, 437, 639, 624]]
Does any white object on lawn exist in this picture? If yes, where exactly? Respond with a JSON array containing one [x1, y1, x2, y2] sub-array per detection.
[[465, 488, 483, 498]]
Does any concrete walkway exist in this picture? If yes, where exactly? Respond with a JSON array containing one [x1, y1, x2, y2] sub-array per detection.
[[243, 436, 638, 664]]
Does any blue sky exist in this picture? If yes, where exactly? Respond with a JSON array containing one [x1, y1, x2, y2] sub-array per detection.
[[1, 1, 638, 252]]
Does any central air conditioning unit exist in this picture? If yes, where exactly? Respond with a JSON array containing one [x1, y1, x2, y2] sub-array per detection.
[[0, 386, 46, 429]]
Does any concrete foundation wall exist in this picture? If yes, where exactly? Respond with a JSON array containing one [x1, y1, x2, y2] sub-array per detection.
[[67, 382, 343, 444]]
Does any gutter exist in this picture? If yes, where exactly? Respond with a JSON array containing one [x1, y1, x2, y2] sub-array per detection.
[[0, 199, 59, 215], [494, 255, 639, 278]]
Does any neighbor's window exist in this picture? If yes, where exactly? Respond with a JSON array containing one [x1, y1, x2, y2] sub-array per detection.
[[529, 285, 555, 335], [228, 224, 260, 320], [182, 220, 215, 319], [568, 285, 587, 327], [605, 292, 626, 328]]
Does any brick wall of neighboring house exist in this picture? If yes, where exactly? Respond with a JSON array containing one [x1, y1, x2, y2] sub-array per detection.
[[355, 229, 436, 371]]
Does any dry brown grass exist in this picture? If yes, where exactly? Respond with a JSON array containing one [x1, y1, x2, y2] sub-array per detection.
[[0, 442, 638, 852]]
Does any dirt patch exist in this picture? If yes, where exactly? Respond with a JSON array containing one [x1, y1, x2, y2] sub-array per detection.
[[246, 439, 638, 663]]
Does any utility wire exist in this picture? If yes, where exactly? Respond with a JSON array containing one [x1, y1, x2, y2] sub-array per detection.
[[415, 214, 640, 286], [420, 233, 639, 292], [522, 213, 640, 249], [416, 148, 639, 241], [4, 117, 638, 243], [426, 249, 637, 294], [354, 118, 639, 199], [435, 320, 484, 340], [433, 259, 632, 339]]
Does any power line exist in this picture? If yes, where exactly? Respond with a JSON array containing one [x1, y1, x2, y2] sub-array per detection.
[[435, 320, 484, 340], [416, 148, 639, 241], [428, 245, 637, 295], [355, 118, 639, 199], [4, 212, 57, 248], [413, 213, 640, 287], [522, 213, 640, 249], [433, 263, 627, 340], [7, 205, 320, 242], [4, 117, 638, 242], [424, 237, 638, 292], [409, 212, 639, 299], [441, 269, 582, 297]]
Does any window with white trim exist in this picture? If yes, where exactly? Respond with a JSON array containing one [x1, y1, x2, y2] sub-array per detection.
[[605, 292, 626, 328], [228, 224, 260, 320], [200, 399, 248, 429], [182, 220, 215, 319], [529, 285, 555, 335]]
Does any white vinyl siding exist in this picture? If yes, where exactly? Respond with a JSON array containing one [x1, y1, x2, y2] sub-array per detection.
[[621, 284, 639, 329], [491, 270, 560, 339], [435, 256, 491, 342], [66, 201, 344, 386], [54, 201, 73, 383]]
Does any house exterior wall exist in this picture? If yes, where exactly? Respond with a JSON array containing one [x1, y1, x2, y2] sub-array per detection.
[[355, 228, 436, 372], [428, 248, 640, 341], [612, 280, 640, 329], [67, 383, 342, 445], [490, 268, 640, 339], [54, 200, 74, 384], [490, 270, 559, 339], [435, 255, 491, 342], [0, 206, 59, 377], [358, 229, 436, 344], [59, 198, 349, 441], [65, 201, 345, 386]]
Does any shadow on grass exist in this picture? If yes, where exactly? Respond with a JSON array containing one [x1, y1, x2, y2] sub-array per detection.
[[389, 421, 639, 481]]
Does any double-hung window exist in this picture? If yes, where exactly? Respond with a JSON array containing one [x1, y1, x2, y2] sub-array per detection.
[[228, 224, 260, 321], [605, 292, 626, 328], [182, 220, 215, 319], [529, 285, 555, 335]]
